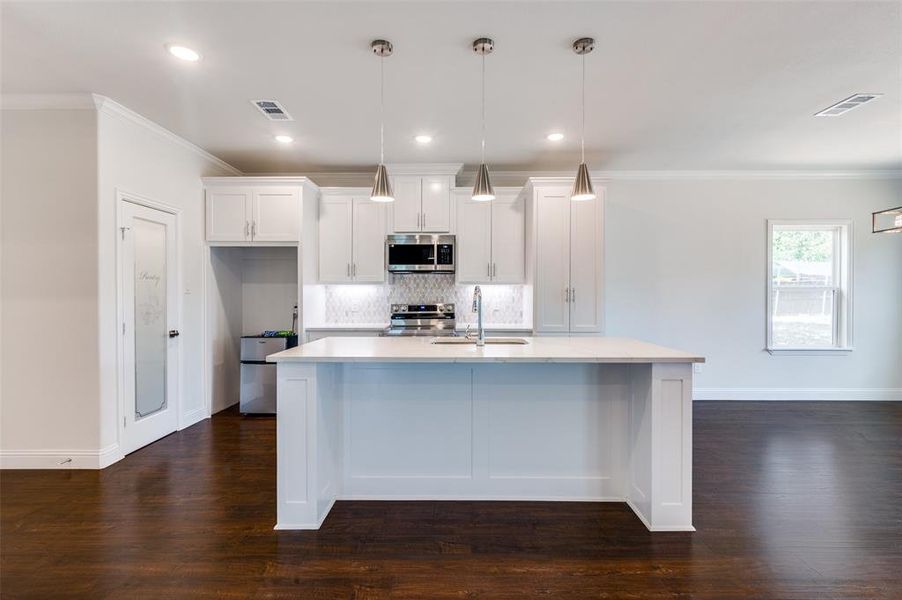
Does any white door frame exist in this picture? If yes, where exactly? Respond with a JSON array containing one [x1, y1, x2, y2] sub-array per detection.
[[115, 189, 183, 454]]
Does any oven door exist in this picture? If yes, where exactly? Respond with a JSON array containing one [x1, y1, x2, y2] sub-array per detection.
[[386, 237, 436, 272]]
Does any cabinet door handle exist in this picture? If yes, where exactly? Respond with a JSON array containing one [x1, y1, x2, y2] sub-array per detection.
[[422, 212, 426, 229], [352, 263, 357, 277], [245, 221, 250, 239], [493, 263, 497, 278], [347, 263, 351, 277], [251, 221, 256, 239], [571, 287, 576, 303], [564, 287, 570, 302], [487, 263, 491, 278]]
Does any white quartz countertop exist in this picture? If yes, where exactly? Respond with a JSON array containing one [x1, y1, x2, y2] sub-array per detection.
[[304, 323, 533, 332], [267, 336, 704, 364]]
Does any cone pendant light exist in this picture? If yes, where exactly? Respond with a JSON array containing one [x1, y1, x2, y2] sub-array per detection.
[[472, 38, 495, 201], [571, 37, 596, 202], [370, 40, 394, 202]]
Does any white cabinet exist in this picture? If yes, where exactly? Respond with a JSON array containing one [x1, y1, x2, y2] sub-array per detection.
[[455, 188, 524, 284], [206, 188, 252, 242], [251, 188, 301, 241], [205, 179, 313, 244], [351, 200, 387, 282], [318, 197, 353, 282], [391, 178, 422, 232], [420, 176, 452, 232], [318, 193, 387, 283], [490, 193, 526, 283], [391, 176, 452, 233], [531, 183, 604, 334]]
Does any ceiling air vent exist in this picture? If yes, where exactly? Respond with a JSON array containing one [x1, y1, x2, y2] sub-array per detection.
[[815, 93, 882, 117], [251, 99, 293, 121]]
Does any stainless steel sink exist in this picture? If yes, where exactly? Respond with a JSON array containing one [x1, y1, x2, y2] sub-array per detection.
[[431, 337, 529, 345]]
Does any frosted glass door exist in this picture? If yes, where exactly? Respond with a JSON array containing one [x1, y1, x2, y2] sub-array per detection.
[[120, 200, 179, 455], [133, 217, 168, 418]]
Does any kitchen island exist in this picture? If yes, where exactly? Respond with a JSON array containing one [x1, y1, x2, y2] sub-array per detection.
[[267, 336, 704, 532]]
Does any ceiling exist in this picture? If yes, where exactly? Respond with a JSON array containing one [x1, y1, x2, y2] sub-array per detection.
[[2, 1, 900, 173]]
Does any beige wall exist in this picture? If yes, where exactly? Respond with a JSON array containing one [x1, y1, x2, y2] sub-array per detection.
[[1, 98, 235, 467], [1, 108, 102, 457]]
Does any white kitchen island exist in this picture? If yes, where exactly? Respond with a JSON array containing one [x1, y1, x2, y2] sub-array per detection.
[[267, 336, 704, 532]]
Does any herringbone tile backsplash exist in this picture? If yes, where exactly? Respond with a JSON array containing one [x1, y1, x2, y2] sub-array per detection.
[[322, 275, 525, 325]]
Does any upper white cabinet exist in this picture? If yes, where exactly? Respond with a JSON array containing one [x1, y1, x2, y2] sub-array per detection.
[[318, 191, 387, 283], [251, 188, 301, 241], [206, 187, 253, 242], [455, 188, 524, 284], [391, 175, 453, 233], [204, 177, 318, 244], [527, 181, 604, 334]]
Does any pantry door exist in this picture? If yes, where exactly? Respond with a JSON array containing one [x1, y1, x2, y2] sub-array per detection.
[[119, 199, 179, 455]]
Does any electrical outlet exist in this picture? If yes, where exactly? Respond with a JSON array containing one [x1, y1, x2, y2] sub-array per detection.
[[693, 363, 702, 374]]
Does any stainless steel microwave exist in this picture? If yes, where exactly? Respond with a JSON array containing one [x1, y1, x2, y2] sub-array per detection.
[[386, 234, 455, 274]]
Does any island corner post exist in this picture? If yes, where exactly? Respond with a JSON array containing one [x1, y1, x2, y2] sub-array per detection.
[[270, 338, 698, 532]]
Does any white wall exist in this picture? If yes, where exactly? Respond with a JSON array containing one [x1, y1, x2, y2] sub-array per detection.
[[208, 247, 243, 414], [96, 100, 236, 453], [602, 177, 902, 399], [1, 107, 102, 463], [241, 247, 298, 335], [207, 246, 298, 413]]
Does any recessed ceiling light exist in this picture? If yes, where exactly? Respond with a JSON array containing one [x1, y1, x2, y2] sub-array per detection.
[[546, 132, 564, 142], [274, 135, 294, 144], [414, 135, 433, 145], [166, 44, 201, 62]]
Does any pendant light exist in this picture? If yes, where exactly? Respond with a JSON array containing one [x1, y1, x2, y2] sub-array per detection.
[[472, 38, 495, 201], [370, 40, 394, 202], [571, 37, 596, 201]]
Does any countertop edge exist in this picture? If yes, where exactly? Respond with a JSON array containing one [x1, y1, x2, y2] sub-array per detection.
[[268, 356, 704, 364]]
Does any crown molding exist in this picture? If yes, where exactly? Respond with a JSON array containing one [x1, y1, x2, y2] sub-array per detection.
[[203, 176, 319, 189], [2, 93, 241, 175], [94, 95, 242, 175], [384, 163, 463, 176], [254, 168, 902, 186], [589, 169, 902, 181]]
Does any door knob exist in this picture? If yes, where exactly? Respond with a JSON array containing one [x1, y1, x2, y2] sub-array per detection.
[[168, 330, 180, 338]]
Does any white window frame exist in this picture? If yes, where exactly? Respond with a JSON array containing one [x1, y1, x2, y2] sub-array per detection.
[[766, 219, 853, 355]]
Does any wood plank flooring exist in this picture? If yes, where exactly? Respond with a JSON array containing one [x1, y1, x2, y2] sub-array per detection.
[[2, 402, 900, 599]]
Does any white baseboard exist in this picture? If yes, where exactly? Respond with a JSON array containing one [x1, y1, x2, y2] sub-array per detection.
[[0, 443, 124, 469], [180, 407, 208, 430], [693, 388, 902, 401]]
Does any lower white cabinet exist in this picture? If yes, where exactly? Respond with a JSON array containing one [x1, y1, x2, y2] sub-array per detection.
[[530, 182, 604, 334], [455, 188, 524, 284], [319, 193, 387, 283]]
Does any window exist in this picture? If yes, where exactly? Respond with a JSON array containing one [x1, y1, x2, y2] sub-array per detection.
[[767, 220, 852, 353]]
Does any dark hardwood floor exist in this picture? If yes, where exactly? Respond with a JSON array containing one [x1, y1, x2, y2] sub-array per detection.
[[2, 402, 900, 599]]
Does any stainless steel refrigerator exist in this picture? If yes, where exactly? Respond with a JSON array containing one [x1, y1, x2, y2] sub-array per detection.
[[239, 336, 297, 414]]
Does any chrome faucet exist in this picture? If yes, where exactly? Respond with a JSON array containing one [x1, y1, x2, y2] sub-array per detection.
[[471, 286, 485, 347]]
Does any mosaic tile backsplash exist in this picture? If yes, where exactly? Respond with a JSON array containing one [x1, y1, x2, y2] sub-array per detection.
[[322, 275, 525, 326]]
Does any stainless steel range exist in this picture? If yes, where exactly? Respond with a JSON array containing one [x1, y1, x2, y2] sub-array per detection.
[[382, 303, 457, 337]]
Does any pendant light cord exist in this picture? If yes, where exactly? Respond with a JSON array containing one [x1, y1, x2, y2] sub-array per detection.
[[580, 52, 586, 164], [481, 52, 486, 164], [380, 54, 385, 165]]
